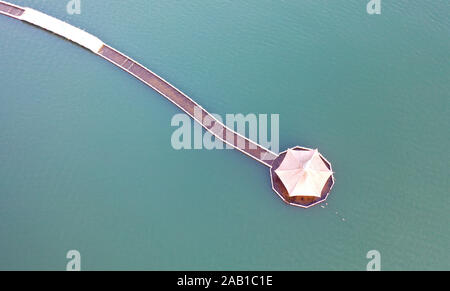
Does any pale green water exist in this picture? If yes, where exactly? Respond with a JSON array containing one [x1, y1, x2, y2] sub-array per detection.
[[0, 0, 448, 270]]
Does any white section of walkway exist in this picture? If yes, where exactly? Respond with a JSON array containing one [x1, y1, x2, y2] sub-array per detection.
[[19, 7, 104, 53]]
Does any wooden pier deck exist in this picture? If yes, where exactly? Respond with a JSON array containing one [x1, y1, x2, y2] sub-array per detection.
[[98, 45, 278, 166], [0, 1, 24, 17]]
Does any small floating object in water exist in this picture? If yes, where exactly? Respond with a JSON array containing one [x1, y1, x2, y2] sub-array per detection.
[[0, 1, 335, 208]]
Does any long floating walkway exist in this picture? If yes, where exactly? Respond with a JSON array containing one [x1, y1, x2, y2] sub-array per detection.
[[0, 1, 278, 167], [1, 1, 337, 208]]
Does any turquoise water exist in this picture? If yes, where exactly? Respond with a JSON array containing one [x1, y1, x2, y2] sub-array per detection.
[[0, 0, 448, 270]]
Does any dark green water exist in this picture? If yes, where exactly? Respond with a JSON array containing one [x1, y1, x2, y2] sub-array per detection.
[[0, 0, 448, 270]]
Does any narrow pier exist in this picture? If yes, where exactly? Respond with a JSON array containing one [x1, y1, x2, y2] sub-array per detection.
[[0, 1, 278, 167], [98, 45, 278, 165]]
